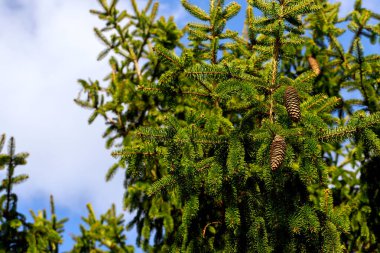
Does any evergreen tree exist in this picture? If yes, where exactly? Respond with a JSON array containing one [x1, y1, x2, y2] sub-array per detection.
[[0, 134, 67, 252], [76, 0, 380, 251]]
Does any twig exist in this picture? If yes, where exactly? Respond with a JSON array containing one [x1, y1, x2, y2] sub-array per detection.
[[202, 221, 222, 238]]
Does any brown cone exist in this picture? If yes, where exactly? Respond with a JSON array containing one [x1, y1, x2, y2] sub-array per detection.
[[285, 86, 301, 122], [308, 56, 321, 76], [270, 135, 286, 171]]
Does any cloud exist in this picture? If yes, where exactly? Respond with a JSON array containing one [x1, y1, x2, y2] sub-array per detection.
[[0, 0, 147, 249], [0, 0, 127, 215]]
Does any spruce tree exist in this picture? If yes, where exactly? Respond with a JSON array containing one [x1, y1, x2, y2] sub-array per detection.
[[76, 0, 380, 251], [0, 134, 67, 252]]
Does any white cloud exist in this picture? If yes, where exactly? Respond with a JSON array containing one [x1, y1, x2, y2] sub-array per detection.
[[0, 0, 126, 216]]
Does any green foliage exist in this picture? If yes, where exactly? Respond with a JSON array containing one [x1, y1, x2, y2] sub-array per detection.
[[71, 203, 134, 252], [77, 0, 380, 252]]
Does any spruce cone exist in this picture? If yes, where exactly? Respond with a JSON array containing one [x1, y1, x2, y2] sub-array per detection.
[[308, 56, 321, 75], [270, 135, 286, 171], [284, 86, 301, 122]]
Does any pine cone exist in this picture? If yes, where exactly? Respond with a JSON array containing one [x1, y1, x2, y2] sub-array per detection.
[[270, 135, 286, 171], [284, 86, 301, 122], [308, 56, 321, 75]]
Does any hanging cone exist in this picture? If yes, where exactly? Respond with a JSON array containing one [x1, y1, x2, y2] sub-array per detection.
[[285, 86, 301, 122], [308, 56, 321, 76], [270, 135, 286, 171]]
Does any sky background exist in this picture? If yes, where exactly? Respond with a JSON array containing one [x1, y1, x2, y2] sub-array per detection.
[[0, 0, 379, 252]]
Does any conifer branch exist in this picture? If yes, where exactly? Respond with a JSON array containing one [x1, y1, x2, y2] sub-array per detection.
[[181, 0, 210, 21], [147, 175, 175, 196], [269, 26, 282, 122], [136, 2, 158, 60], [318, 126, 358, 142], [223, 2, 241, 20], [355, 39, 369, 106], [198, 80, 213, 93], [348, 10, 371, 54], [111, 150, 158, 157], [191, 97, 212, 106], [153, 45, 180, 66], [131, 0, 140, 17], [271, 37, 280, 88], [308, 1, 346, 61], [127, 47, 142, 83], [302, 94, 328, 110], [143, 0, 153, 13], [94, 28, 112, 47], [180, 90, 211, 97], [315, 97, 341, 114], [136, 132, 167, 140]]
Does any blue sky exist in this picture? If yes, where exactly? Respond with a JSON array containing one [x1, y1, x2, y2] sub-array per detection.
[[0, 0, 378, 252]]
